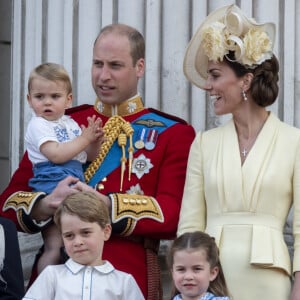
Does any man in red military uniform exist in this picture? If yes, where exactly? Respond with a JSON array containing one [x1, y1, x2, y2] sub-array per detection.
[[0, 24, 195, 300]]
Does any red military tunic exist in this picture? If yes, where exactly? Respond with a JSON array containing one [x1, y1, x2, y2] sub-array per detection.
[[0, 96, 195, 299]]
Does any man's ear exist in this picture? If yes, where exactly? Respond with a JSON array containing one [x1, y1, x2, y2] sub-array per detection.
[[136, 58, 145, 78]]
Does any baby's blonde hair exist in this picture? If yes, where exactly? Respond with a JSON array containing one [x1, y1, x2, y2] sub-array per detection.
[[28, 62, 72, 94]]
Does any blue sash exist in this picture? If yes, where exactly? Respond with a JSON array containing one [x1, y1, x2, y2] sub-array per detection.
[[87, 112, 177, 187]]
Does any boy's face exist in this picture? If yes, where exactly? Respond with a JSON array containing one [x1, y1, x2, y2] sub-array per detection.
[[60, 213, 111, 266], [27, 76, 72, 121]]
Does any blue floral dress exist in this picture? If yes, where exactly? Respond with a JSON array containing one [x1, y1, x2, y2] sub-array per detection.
[[172, 292, 230, 300]]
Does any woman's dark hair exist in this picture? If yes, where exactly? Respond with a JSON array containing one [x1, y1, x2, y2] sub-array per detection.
[[224, 51, 279, 107], [168, 231, 230, 299]]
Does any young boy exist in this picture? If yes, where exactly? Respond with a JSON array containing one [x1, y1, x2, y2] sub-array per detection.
[[25, 62, 104, 274], [23, 191, 145, 299]]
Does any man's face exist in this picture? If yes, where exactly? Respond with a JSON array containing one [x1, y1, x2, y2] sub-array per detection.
[[91, 32, 144, 105]]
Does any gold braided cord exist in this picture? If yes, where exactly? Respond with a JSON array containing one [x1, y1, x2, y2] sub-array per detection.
[[84, 115, 134, 187], [118, 133, 127, 191], [84, 116, 124, 183], [122, 122, 134, 180], [128, 142, 134, 181]]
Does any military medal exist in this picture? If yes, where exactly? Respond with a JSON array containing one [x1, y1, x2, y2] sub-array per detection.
[[132, 154, 153, 179], [135, 128, 146, 149], [145, 129, 158, 150]]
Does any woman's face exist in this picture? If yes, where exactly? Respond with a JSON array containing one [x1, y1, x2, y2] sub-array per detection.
[[203, 61, 245, 116]]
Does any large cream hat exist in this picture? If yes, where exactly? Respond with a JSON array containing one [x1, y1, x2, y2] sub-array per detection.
[[183, 4, 275, 89]]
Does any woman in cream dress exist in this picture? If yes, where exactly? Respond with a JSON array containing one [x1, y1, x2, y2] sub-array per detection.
[[178, 4, 300, 300]]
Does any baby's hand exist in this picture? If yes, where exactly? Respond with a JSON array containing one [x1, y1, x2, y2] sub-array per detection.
[[81, 115, 104, 143]]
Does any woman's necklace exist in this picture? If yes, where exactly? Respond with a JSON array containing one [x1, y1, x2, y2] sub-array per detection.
[[237, 113, 269, 161], [241, 148, 248, 157], [239, 137, 256, 159]]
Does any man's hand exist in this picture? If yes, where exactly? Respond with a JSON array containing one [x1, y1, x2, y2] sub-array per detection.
[[72, 180, 111, 208], [31, 176, 80, 221]]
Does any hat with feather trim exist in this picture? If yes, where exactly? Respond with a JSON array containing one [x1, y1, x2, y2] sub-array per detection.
[[183, 4, 275, 89]]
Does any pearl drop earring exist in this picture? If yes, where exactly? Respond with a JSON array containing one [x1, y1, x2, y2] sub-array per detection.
[[242, 90, 248, 101]]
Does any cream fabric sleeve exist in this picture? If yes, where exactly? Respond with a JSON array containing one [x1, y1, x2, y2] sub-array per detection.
[[293, 137, 300, 272], [177, 132, 206, 236]]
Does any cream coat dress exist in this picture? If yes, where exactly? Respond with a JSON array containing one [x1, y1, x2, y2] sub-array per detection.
[[177, 113, 300, 300]]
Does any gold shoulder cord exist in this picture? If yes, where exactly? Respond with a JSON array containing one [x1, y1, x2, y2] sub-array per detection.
[[121, 121, 134, 180], [84, 115, 134, 190]]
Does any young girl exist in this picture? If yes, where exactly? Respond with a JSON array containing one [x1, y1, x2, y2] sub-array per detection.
[[168, 231, 230, 300], [23, 191, 144, 299]]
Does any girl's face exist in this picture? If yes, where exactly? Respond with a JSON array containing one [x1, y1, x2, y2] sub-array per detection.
[[171, 249, 218, 300], [61, 213, 111, 266], [27, 76, 72, 121], [203, 61, 245, 116]]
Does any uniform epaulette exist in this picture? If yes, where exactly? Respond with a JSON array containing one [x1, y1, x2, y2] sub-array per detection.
[[65, 104, 93, 115], [148, 107, 189, 125]]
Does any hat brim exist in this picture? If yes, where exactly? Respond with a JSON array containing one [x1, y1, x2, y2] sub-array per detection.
[[183, 4, 275, 89]]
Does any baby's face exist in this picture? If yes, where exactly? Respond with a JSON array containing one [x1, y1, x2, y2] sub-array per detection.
[[27, 76, 72, 121]]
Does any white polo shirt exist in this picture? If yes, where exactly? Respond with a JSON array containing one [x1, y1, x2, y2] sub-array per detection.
[[23, 259, 144, 300]]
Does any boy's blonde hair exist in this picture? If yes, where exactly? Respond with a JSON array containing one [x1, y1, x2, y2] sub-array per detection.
[[54, 191, 110, 231], [28, 62, 72, 94]]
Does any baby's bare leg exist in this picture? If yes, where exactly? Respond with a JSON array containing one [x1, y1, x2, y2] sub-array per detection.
[[37, 224, 62, 274]]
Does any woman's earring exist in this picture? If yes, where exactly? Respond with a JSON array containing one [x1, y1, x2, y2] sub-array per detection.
[[242, 90, 248, 101]]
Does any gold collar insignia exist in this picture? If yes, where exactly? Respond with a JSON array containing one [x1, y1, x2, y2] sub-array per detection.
[[94, 95, 144, 117]]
